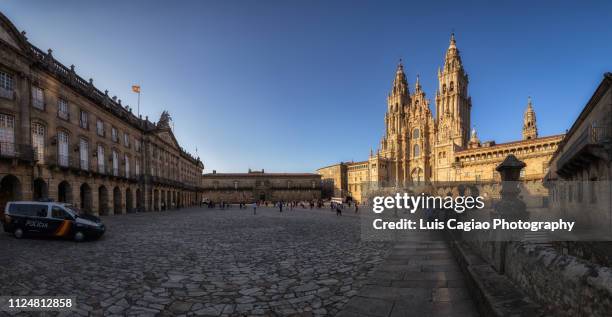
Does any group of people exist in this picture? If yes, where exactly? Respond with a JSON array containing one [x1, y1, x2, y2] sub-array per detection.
[[202, 199, 361, 217], [330, 201, 359, 216]]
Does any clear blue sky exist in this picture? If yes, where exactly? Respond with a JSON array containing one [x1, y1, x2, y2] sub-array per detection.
[[4, 1, 612, 173]]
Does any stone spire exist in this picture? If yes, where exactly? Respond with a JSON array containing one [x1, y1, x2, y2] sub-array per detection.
[[522, 96, 538, 140], [436, 33, 471, 148], [415, 74, 422, 92], [444, 33, 463, 72], [390, 59, 409, 97]]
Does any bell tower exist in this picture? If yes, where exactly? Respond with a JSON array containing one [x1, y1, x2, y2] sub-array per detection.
[[434, 34, 472, 181], [380, 60, 411, 186], [435, 33, 471, 148], [522, 97, 538, 140]]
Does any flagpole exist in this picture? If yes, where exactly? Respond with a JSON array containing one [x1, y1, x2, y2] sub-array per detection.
[[137, 90, 141, 117]]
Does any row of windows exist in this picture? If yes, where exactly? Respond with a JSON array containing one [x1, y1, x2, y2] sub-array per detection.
[[210, 180, 317, 189], [0, 68, 200, 182], [0, 113, 141, 177], [38, 124, 141, 177], [29, 84, 141, 152], [457, 143, 557, 163]]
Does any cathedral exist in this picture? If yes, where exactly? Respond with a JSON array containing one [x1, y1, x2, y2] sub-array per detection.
[[317, 34, 564, 202]]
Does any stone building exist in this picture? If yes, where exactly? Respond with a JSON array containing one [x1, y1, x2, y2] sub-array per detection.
[[0, 13, 203, 215], [316, 162, 347, 198], [201, 169, 321, 203], [319, 34, 563, 202], [545, 73, 611, 229]]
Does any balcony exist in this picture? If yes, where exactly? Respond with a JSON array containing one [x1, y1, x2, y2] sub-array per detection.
[[47, 153, 92, 172], [80, 159, 89, 171], [557, 125, 611, 178], [96, 163, 106, 175], [0, 142, 35, 162]]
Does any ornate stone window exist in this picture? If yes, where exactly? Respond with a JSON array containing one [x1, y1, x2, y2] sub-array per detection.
[[112, 150, 119, 176], [57, 130, 69, 167], [111, 127, 118, 142], [31, 122, 45, 162], [96, 119, 105, 136], [413, 128, 420, 139], [32, 86, 44, 110], [124, 133, 130, 147], [124, 154, 130, 177], [413, 144, 420, 157], [79, 138, 89, 171], [58, 98, 69, 120], [0, 71, 14, 99], [97, 144, 105, 173], [79, 110, 88, 129]]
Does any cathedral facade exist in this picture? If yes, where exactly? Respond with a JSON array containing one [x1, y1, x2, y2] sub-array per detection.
[[317, 35, 564, 202]]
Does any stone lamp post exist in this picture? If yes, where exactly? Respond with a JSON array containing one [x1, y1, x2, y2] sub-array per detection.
[[494, 154, 528, 221], [490, 154, 528, 273]]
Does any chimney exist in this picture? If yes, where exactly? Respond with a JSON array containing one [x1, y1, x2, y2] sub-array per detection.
[[212, 170, 216, 174]]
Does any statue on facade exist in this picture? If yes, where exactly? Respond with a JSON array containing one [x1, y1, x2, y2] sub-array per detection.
[[158, 110, 172, 129]]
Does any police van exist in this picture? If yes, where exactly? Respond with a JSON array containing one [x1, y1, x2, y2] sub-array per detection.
[[2, 201, 105, 241]]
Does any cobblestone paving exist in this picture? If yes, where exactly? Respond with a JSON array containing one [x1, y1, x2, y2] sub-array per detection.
[[0, 206, 391, 316]]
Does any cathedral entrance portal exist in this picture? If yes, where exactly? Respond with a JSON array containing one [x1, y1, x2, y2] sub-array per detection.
[[411, 168, 424, 183]]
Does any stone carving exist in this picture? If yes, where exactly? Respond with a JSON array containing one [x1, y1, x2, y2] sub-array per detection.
[[158, 110, 172, 129]]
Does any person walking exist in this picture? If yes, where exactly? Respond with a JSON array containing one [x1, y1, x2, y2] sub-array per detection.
[[336, 203, 342, 216], [252, 202, 257, 215], [355, 203, 359, 214], [279, 201, 283, 213]]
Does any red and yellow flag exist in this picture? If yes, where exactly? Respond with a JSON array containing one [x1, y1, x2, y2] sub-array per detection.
[[132, 85, 141, 93]]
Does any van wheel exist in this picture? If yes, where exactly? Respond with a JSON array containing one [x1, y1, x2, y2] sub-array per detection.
[[13, 228, 23, 239], [74, 231, 85, 242]]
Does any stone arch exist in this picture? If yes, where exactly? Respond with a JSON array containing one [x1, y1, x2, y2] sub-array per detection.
[[98, 185, 109, 216], [32, 177, 48, 201], [126, 187, 133, 213], [113, 186, 122, 214], [80, 183, 93, 213], [57, 180, 72, 203], [153, 188, 160, 211], [161, 189, 166, 210], [136, 188, 142, 211], [411, 168, 424, 182], [0, 174, 22, 212]]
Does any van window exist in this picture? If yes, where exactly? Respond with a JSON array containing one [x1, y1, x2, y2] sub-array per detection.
[[51, 206, 71, 220], [9, 204, 47, 217]]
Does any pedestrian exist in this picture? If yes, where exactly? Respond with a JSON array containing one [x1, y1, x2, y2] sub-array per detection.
[[252, 202, 257, 215], [336, 204, 342, 216], [355, 203, 359, 214], [279, 201, 283, 213]]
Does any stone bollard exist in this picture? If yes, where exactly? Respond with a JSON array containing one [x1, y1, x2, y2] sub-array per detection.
[[490, 154, 528, 273]]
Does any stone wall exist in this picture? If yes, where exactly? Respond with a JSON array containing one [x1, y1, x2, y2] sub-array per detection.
[[503, 242, 612, 316]]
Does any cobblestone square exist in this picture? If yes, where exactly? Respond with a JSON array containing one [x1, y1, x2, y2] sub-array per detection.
[[0, 207, 390, 316]]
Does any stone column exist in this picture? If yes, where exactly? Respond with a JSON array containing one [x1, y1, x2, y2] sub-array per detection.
[[92, 182, 99, 216]]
